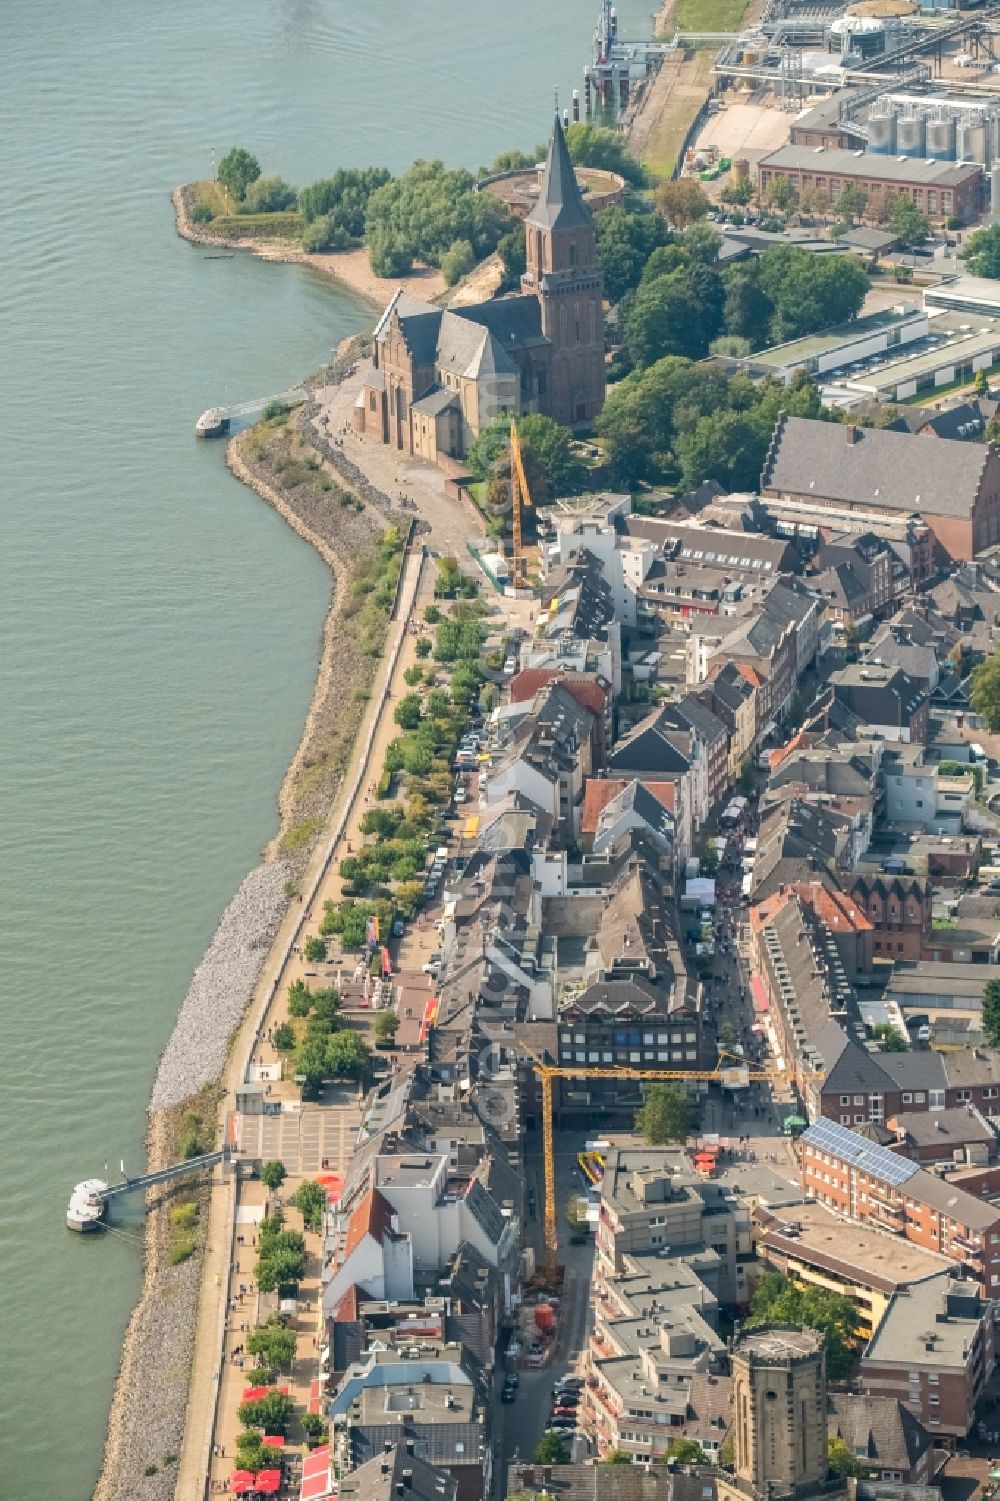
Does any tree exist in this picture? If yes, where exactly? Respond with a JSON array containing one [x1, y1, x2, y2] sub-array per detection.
[[302, 1411, 327, 1444], [657, 179, 710, 229], [247, 1316, 297, 1375], [718, 1437, 735, 1469], [261, 1160, 287, 1192], [661, 1438, 707, 1465], [468, 413, 583, 503], [971, 647, 1000, 730], [964, 224, 1000, 279], [535, 1432, 572, 1465], [304, 936, 327, 963], [676, 409, 768, 492], [273, 1021, 295, 1054], [218, 147, 261, 203], [565, 123, 646, 186], [242, 175, 297, 214], [833, 182, 867, 226], [983, 977, 1000, 1048], [766, 177, 798, 213], [976, 367, 991, 397], [873, 1022, 907, 1053], [374, 1011, 400, 1046], [441, 238, 476, 286], [595, 206, 670, 304], [624, 271, 706, 367], [889, 195, 929, 248], [365, 159, 513, 273], [236, 1430, 270, 1473], [257, 1243, 306, 1293], [287, 979, 312, 1018], [236, 1390, 295, 1434], [828, 1438, 868, 1478], [601, 1451, 634, 1464], [722, 177, 754, 206], [748, 1271, 859, 1380], [394, 693, 423, 730], [326, 1030, 371, 1078], [291, 1179, 329, 1233], [496, 226, 527, 292], [637, 1083, 697, 1144]]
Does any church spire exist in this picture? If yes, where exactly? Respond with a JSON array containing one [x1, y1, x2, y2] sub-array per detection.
[[526, 115, 592, 234]]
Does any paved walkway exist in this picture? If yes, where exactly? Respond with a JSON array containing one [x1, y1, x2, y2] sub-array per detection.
[[178, 545, 428, 1501]]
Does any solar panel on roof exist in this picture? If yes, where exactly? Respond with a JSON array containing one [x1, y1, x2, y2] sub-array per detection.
[[802, 1118, 919, 1187]]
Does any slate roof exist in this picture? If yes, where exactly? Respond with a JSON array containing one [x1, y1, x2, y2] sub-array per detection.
[[525, 115, 593, 234], [411, 386, 460, 418], [762, 414, 990, 517], [827, 1393, 932, 1474], [342, 1448, 458, 1501]]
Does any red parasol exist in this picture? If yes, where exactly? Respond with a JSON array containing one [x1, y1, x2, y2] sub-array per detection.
[[255, 1470, 283, 1494], [229, 1472, 257, 1495]]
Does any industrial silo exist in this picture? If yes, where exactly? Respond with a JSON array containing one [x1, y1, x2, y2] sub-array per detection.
[[897, 110, 926, 158], [958, 115, 989, 166], [867, 102, 897, 155], [926, 113, 957, 162], [992, 164, 1000, 216]]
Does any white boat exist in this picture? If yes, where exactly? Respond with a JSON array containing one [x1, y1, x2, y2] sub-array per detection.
[[195, 408, 230, 438], [66, 1178, 108, 1232]]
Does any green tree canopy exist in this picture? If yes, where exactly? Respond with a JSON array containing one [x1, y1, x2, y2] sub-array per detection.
[[657, 178, 711, 228], [595, 206, 671, 304], [299, 167, 392, 237], [965, 224, 1000, 278], [374, 1011, 400, 1045], [242, 175, 297, 214], [983, 977, 1000, 1047], [441, 238, 475, 286], [889, 194, 930, 247], [828, 1438, 868, 1478], [873, 1022, 907, 1052], [661, 1438, 707, 1465], [325, 1029, 371, 1078], [748, 1271, 859, 1380], [564, 123, 646, 186], [365, 159, 513, 274], [247, 1316, 297, 1375], [218, 147, 261, 202], [636, 1083, 697, 1144], [236, 1390, 295, 1434], [291, 1179, 328, 1233], [971, 648, 1000, 729], [468, 413, 583, 504], [304, 936, 327, 963], [535, 1432, 572, 1465], [261, 1160, 287, 1192]]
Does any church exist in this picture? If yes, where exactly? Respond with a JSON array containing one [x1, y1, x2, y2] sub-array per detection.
[[353, 118, 606, 467]]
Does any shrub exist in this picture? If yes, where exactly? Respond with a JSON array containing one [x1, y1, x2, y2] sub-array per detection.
[[242, 175, 297, 214], [191, 202, 214, 225], [442, 238, 476, 285]]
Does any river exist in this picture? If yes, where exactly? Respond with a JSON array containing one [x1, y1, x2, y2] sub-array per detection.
[[0, 1, 654, 1494]]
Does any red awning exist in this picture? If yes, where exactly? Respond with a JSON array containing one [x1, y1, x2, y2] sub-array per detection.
[[419, 997, 438, 1043], [262, 1435, 286, 1449], [229, 1473, 257, 1495], [255, 1471, 283, 1495], [751, 975, 768, 1013], [241, 1385, 273, 1402], [300, 1445, 334, 1501]]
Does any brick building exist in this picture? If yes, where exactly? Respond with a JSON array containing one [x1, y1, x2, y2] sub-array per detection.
[[761, 415, 1000, 562], [800, 1117, 1000, 1293], [356, 118, 605, 466], [756, 145, 982, 225], [860, 1271, 994, 1439]]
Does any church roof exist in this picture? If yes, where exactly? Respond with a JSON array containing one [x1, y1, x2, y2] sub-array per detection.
[[526, 116, 593, 234]]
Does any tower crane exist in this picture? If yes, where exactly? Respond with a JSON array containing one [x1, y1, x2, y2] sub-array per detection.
[[517, 1044, 786, 1281], [509, 421, 532, 591]]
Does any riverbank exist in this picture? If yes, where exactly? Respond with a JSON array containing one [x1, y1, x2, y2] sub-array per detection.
[[172, 185, 447, 307], [91, 383, 408, 1500]]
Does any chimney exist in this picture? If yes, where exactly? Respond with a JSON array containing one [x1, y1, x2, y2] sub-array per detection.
[[403, 1471, 414, 1490], [846, 426, 860, 445], [406, 1440, 415, 1456]]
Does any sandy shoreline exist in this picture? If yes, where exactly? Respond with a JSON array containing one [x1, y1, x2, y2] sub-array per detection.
[[171, 185, 447, 308]]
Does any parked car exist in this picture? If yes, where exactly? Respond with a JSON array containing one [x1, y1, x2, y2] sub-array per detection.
[[454, 788, 467, 805], [552, 1404, 577, 1417], [392, 919, 405, 938], [501, 1382, 517, 1404], [421, 953, 442, 976]]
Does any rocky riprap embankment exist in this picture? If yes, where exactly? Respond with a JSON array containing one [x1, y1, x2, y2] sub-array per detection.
[[150, 860, 291, 1111]]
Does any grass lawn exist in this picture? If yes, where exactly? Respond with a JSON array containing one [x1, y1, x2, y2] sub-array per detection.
[[641, 51, 715, 181], [670, 0, 751, 29]]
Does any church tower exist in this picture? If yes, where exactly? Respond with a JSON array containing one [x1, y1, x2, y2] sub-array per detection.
[[522, 118, 606, 428], [721, 1327, 830, 1501]]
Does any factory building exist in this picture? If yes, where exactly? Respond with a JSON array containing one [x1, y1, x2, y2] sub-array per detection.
[[756, 145, 982, 224]]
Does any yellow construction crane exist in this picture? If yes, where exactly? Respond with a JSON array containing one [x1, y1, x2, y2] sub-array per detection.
[[509, 420, 532, 591], [517, 1045, 783, 1281]]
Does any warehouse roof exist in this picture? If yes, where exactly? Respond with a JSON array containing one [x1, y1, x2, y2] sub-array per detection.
[[758, 144, 981, 188]]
